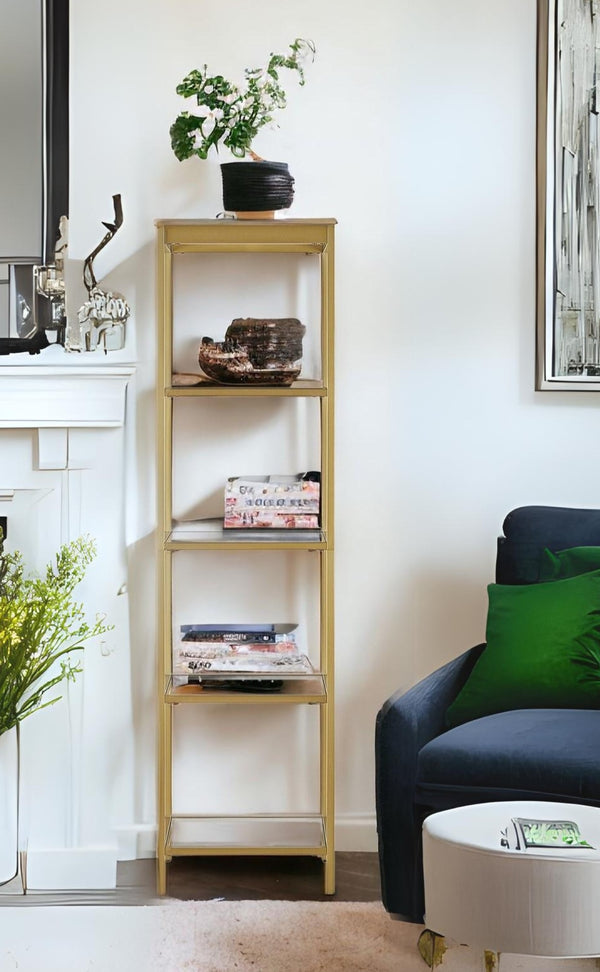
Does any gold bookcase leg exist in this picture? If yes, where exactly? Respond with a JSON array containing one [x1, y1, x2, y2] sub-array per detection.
[[320, 547, 335, 894], [156, 223, 173, 896]]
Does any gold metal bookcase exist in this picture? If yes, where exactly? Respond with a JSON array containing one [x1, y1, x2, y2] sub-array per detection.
[[155, 218, 336, 896]]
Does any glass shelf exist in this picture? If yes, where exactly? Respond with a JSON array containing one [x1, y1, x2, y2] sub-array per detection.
[[165, 674, 327, 704], [167, 518, 326, 550], [166, 814, 326, 855], [168, 378, 326, 398]]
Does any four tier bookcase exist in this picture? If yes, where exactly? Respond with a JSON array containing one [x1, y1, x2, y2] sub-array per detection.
[[155, 218, 336, 896]]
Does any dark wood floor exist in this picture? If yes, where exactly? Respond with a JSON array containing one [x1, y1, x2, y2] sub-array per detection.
[[161, 852, 382, 902], [0, 853, 382, 907]]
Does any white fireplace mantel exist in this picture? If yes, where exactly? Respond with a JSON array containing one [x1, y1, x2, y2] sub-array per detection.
[[0, 365, 135, 428]]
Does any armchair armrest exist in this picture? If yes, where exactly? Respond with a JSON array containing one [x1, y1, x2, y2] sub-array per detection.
[[375, 644, 484, 918]]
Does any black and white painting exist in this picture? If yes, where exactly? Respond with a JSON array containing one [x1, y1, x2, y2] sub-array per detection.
[[537, 0, 600, 389]]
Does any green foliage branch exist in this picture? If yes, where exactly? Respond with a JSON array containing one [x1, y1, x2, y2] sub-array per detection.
[[170, 37, 316, 161], [0, 535, 112, 737]]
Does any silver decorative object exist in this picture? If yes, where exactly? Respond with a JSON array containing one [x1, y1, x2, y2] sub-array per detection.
[[33, 214, 69, 344], [67, 194, 130, 353]]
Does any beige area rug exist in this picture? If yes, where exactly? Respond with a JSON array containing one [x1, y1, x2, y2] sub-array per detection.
[[154, 902, 598, 972], [0, 900, 597, 971], [158, 900, 425, 972]]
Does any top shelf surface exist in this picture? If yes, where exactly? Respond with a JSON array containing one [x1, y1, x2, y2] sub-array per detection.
[[156, 218, 337, 254], [155, 218, 337, 226]]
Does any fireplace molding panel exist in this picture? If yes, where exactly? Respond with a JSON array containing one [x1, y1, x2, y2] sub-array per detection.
[[0, 365, 134, 428], [0, 365, 137, 891]]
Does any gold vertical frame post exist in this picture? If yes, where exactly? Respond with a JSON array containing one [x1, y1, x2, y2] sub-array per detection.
[[320, 223, 335, 894], [156, 227, 174, 895]]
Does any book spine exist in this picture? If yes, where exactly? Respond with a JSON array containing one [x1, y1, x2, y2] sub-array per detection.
[[173, 651, 313, 675], [176, 641, 299, 657], [180, 623, 277, 632], [226, 496, 320, 512], [226, 481, 320, 498], [180, 630, 281, 643], [223, 512, 319, 529]]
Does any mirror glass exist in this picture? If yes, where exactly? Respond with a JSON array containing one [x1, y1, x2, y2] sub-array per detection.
[[0, 0, 68, 353]]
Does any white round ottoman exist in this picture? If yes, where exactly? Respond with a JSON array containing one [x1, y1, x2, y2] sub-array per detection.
[[423, 801, 600, 958]]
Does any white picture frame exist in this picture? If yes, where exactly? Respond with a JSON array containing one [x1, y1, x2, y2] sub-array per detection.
[[537, 0, 600, 390]]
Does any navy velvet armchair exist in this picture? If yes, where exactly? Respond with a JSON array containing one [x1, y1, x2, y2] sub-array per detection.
[[375, 506, 600, 921]]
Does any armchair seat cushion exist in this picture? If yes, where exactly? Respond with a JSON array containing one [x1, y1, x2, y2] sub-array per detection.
[[415, 708, 600, 810]]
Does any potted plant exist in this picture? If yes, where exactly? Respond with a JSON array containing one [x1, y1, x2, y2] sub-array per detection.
[[0, 533, 111, 884], [170, 37, 316, 218]]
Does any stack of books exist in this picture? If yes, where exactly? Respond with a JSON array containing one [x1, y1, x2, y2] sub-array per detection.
[[224, 473, 320, 529], [174, 623, 313, 680]]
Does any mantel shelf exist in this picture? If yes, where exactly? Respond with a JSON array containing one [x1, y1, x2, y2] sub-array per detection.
[[0, 365, 135, 428]]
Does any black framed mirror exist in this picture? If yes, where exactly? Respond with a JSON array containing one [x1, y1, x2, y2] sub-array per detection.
[[0, 0, 69, 354]]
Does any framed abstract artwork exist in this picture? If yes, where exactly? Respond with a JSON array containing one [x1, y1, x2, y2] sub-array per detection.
[[537, 0, 600, 389]]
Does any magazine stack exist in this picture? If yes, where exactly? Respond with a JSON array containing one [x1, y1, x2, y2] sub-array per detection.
[[174, 623, 313, 683], [224, 472, 320, 529]]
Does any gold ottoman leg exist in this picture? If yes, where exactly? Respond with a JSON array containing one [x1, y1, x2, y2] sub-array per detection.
[[418, 929, 447, 967]]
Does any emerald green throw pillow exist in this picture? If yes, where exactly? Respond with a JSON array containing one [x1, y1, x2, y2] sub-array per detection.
[[445, 570, 600, 728], [539, 546, 600, 581]]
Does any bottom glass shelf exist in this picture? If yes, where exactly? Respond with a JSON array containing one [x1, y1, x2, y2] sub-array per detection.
[[166, 814, 326, 856], [165, 674, 326, 704]]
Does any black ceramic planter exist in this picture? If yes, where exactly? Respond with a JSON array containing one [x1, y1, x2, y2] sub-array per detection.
[[220, 161, 295, 218]]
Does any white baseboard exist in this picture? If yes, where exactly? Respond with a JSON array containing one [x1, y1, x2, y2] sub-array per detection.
[[115, 824, 156, 861], [24, 847, 117, 890], [335, 813, 378, 852]]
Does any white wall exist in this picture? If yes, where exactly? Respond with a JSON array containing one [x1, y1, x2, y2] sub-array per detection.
[[8, 0, 600, 866]]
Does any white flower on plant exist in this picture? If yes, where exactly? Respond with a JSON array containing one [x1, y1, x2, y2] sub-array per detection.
[[204, 84, 214, 94], [247, 68, 267, 86], [194, 103, 217, 119], [294, 40, 313, 63], [194, 105, 224, 137], [191, 129, 205, 150]]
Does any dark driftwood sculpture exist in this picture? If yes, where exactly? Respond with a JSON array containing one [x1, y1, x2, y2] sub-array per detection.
[[83, 194, 124, 293]]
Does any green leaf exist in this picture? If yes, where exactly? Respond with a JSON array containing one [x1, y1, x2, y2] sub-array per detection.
[[170, 114, 203, 161]]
